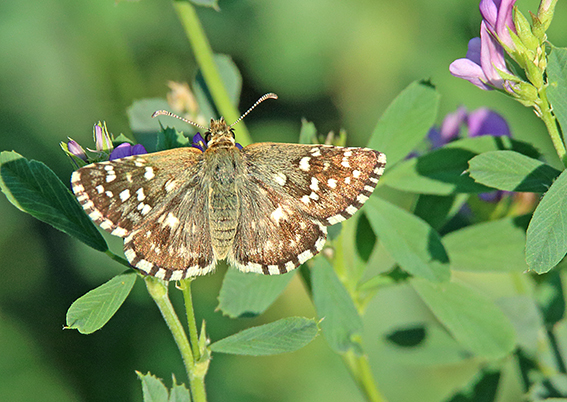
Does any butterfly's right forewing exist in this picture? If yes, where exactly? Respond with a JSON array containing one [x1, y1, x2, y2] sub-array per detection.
[[72, 147, 216, 280]]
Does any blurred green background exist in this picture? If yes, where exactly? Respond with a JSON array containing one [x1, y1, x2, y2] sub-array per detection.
[[1, 0, 566, 401]]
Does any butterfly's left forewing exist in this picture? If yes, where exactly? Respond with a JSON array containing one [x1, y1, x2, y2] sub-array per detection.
[[231, 142, 386, 274], [241, 143, 386, 225]]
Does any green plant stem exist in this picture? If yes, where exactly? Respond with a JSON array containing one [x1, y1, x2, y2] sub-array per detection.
[[538, 88, 567, 167], [172, 0, 252, 146], [342, 349, 387, 402], [179, 279, 201, 361], [145, 277, 207, 402]]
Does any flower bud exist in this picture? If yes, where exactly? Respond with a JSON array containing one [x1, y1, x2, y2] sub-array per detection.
[[511, 81, 539, 105], [534, 0, 558, 38], [92, 121, 113, 153], [514, 8, 540, 50]]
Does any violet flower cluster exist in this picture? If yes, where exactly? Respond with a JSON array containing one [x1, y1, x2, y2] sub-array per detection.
[[61, 122, 147, 167], [449, 0, 516, 92]]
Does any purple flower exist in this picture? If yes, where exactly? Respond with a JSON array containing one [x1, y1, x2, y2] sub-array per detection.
[[66, 139, 88, 161], [450, 0, 517, 91], [91, 122, 113, 153], [191, 133, 207, 152], [434, 107, 512, 204], [190, 132, 243, 151], [428, 107, 511, 149], [429, 107, 468, 148], [450, 22, 512, 90], [480, 0, 517, 49], [109, 143, 147, 160], [467, 108, 511, 137]]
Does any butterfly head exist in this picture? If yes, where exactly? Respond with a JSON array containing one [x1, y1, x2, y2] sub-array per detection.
[[205, 117, 236, 148]]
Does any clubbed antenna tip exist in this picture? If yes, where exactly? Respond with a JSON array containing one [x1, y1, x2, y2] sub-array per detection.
[[230, 93, 278, 127]]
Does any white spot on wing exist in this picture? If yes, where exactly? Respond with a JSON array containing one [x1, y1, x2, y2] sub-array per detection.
[[297, 249, 314, 264], [327, 178, 337, 188], [124, 248, 136, 262], [327, 214, 345, 225], [346, 205, 358, 215], [137, 187, 146, 201], [163, 212, 180, 229], [119, 189, 131, 201], [270, 205, 286, 223], [273, 172, 287, 186], [144, 166, 155, 180], [299, 157, 311, 171], [353, 170, 361, 178], [165, 179, 177, 193], [111, 227, 128, 237], [310, 177, 319, 191], [357, 194, 369, 204]]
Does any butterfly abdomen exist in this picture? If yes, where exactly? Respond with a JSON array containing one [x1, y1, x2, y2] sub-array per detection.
[[207, 147, 242, 259]]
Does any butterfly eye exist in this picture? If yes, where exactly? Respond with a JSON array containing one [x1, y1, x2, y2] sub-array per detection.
[[204, 132, 212, 142]]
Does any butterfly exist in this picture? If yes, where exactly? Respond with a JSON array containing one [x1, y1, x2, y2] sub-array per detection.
[[71, 93, 386, 280]]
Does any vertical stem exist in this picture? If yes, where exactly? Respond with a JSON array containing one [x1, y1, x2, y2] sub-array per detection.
[[172, 0, 253, 146], [342, 350, 387, 402], [538, 88, 567, 167], [145, 277, 207, 402], [179, 279, 201, 361]]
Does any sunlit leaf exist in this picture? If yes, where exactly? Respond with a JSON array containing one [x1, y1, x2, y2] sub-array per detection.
[[0, 151, 107, 251], [209, 317, 318, 355], [66, 272, 137, 334], [412, 279, 516, 359], [526, 169, 567, 274], [217, 269, 294, 318], [311, 257, 363, 354], [365, 196, 450, 282], [367, 80, 440, 167]]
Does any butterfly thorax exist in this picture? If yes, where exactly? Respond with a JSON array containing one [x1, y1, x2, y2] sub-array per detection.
[[204, 126, 244, 260]]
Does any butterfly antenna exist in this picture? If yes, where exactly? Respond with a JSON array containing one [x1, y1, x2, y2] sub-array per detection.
[[230, 93, 278, 127], [151, 110, 208, 130]]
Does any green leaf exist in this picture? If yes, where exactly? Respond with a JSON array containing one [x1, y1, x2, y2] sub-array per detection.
[[365, 196, 450, 282], [311, 257, 363, 354], [299, 118, 317, 144], [156, 126, 190, 152], [382, 136, 540, 195], [468, 151, 560, 192], [137, 372, 169, 402], [367, 80, 440, 167], [128, 98, 172, 134], [413, 194, 469, 231], [0, 151, 107, 251], [217, 269, 295, 318], [194, 54, 242, 121], [443, 216, 529, 272], [547, 46, 567, 136], [66, 272, 137, 334], [526, 169, 567, 273], [209, 317, 318, 356], [412, 279, 516, 359], [169, 376, 191, 402]]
